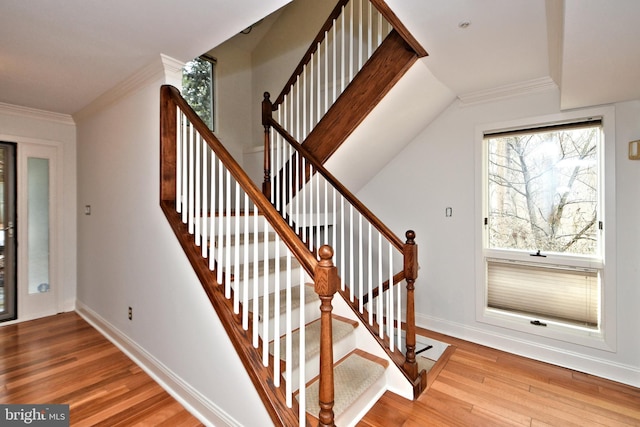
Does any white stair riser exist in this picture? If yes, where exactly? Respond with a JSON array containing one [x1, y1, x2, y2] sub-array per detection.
[[217, 238, 289, 264], [226, 266, 310, 297], [254, 299, 321, 342]]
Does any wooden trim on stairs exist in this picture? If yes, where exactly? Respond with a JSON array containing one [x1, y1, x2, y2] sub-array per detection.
[[369, 0, 428, 57], [301, 30, 420, 165]]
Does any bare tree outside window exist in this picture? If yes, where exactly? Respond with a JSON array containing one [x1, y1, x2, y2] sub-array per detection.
[[486, 125, 600, 256]]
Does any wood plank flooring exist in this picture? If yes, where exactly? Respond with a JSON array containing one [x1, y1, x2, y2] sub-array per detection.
[[2, 312, 639, 426], [358, 328, 640, 427], [0, 312, 203, 426]]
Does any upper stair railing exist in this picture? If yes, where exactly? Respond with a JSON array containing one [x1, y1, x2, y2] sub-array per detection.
[[262, 0, 427, 395], [268, 0, 426, 154], [160, 85, 340, 425]]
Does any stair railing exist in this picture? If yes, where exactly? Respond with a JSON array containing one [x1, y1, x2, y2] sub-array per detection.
[[160, 85, 340, 425], [269, 0, 391, 152], [262, 110, 424, 394], [265, 0, 425, 173]]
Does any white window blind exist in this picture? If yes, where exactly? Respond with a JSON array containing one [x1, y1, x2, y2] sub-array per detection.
[[487, 259, 599, 328]]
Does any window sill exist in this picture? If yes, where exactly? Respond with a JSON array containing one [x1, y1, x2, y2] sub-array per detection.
[[477, 307, 615, 353]]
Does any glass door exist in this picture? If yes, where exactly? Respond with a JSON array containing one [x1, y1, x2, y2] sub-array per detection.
[[17, 143, 60, 320], [0, 142, 17, 322]]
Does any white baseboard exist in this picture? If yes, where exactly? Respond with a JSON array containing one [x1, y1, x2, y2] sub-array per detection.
[[75, 301, 241, 427], [416, 313, 640, 388]]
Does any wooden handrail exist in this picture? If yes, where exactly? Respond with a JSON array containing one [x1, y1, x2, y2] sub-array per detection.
[[161, 85, 317, 276], [369, 0, 427, 57], [267, 115, 404, 252]]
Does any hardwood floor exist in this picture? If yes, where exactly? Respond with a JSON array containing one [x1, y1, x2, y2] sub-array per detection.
[[0, 312, 203, 426], [359, 328, 640, 427], [2, 313, 639, 426]]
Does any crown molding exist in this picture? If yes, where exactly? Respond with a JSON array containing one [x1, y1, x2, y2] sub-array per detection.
[[73, 54, 185, 122], [458, 76, 558, 106], [0, 102, 75, 126]]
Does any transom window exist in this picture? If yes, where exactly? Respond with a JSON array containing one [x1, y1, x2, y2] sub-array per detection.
[[482, 120, 603, 331]]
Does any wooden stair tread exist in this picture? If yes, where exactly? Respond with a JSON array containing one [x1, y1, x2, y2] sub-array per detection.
[[301, 349, 387, 419]]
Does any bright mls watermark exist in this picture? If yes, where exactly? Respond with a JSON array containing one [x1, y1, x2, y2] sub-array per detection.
[[1, 405, 69, 426]]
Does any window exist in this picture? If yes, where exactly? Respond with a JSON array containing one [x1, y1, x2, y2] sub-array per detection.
[[182, 55, 216, 131], [478, 113, 615, 349]]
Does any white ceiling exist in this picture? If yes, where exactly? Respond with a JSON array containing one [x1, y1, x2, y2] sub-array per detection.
[[0, 0, 291, 115], [1, 0, 639, 115]]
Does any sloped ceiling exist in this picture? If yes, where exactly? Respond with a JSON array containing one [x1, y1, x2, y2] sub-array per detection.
[[0, 0, 639, 115]]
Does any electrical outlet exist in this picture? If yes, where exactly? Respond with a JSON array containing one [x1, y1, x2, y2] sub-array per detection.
[[128, 307, 132, 321]]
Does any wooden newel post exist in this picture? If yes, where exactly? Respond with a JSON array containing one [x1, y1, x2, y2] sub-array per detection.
[[403, 230, 419, 380], [314, 245, 338, 427], [262, 92, 273, 200]]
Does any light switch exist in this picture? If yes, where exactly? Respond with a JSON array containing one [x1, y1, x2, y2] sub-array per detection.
[[630, 140, 640, 160], [85, 205, 91, 215]]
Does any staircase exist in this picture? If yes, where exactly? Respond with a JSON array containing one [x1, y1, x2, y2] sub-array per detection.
[[160, 1, 433, 425]]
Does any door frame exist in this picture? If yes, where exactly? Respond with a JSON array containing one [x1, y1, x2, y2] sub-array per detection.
[[0, 136, 64, 324], [0, 142, 17, 322]]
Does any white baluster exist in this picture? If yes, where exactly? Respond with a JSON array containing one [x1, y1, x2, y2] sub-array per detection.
[[176, 109, 182, 214], [340, 195, 345, 292], [349, 204, 355, 303], [188, 122, 195, 232], [273, 231, 281, 386], [262, 216, 270, 366], [358, 212, 363, 312], [195, 133, 201, 246], [209, 151, 217, 271], [297, 266, 305, 418], [378, 231, 383, 337], [302, 157, 307, 247], [225, 170, 232, 299], [332, 187, 337, 263], [285, 247, 293, 406], [201, 138, 208, 259], [216, 159, 225, 285], [181, 115, 188, 223], [368, 0, 373, 58], [308, 165, 314, 252], [333, 19, 337, 104], [368, 222, 373, 325], [388, 241, 394, 351], [316, 43, 322, 123], [234, 181, 241, 314], [243, 193, 250, 330], [323, 176, 328, 246], [397, 266, 402, 350], [252, 204, 260, 348], [358, 0, 363, 69]]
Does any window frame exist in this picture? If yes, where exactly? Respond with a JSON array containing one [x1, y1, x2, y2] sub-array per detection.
[[475, 106, 617, 352]]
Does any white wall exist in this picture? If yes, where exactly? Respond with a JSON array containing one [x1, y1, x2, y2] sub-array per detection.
[[75, 57, 272, 426], [356, 87, 640, 387], [207, 40, 256, 163], [0, 106, 77, 316]]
